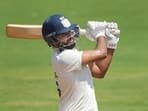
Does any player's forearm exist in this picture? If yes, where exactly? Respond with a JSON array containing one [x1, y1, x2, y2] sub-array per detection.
[[94, 49, 115, 78], [96, 36, 107, 52], [82, 36, 107, 65]]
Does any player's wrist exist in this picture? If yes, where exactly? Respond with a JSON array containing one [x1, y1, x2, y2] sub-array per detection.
[[107, 48, 115, 55], [95, 32, 106, 38]]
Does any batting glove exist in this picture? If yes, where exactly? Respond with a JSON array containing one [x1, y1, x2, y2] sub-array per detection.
[[105, 22, 120, 49], [85, 21, 107, 41]]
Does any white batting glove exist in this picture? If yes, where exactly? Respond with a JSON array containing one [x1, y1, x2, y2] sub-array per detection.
[[85, 21, 107, 41], [105, 22, 120, 49], [106, 32, 119, 49]]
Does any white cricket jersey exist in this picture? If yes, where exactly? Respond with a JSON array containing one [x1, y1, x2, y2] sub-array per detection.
[[51, 48, 98, 111]]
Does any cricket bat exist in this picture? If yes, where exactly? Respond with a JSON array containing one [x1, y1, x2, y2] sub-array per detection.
[[6, 24, 86, 39]]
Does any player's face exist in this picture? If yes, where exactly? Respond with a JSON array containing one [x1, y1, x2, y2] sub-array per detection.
[[56, 31, 75, 44]]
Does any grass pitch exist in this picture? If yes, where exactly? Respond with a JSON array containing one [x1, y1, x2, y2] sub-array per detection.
[[0, 0, 148, 111]]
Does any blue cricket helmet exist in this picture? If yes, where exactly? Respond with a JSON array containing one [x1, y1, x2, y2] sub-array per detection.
[[42, 14, 80, 48]]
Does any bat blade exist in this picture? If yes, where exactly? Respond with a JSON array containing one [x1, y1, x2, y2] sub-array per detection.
[[6, 24, 43, 39], [6, 24, 86, 39]]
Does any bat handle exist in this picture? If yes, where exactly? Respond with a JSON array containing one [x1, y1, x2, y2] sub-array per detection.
[[80, 28, 86, 35]]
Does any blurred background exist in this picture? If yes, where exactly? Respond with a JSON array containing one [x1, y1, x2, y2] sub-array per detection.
[[0, 0, 148, 111]]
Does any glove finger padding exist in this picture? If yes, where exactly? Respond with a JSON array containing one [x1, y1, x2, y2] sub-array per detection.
[[105, 28, 120, 39], [105, 24, 120, 49], [107, 22, 118, 29], [87, 21, 107, 30], [85, 21, 107, 41]]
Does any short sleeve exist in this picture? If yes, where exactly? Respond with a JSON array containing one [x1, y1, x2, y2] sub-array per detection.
[[57, 49, 82, 72]]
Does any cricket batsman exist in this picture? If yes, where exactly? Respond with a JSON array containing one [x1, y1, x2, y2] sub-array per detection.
[[42, 14, 120, 111]]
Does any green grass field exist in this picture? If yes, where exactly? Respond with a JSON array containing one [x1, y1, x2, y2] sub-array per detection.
[[0, 0, 148, 111]]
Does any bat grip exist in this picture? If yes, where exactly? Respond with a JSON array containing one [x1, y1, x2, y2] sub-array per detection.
[[80, 28, 86, 35]]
